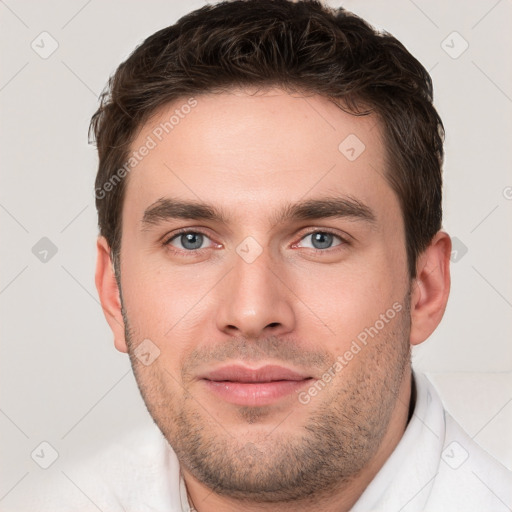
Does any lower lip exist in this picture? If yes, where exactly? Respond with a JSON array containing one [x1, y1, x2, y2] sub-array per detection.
[[202, 379, 312, 406]]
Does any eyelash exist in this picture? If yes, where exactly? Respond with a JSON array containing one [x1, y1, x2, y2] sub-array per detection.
[[162, 228, 217, 257], [162, 228, 349, 256], [291, 229, 349, 253]]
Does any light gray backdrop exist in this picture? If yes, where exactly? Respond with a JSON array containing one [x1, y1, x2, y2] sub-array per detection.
[[1, 0, 511, 507]]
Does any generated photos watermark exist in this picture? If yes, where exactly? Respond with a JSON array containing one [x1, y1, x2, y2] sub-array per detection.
[[95, 97, 198, 200], [298, 301, 403, 405]]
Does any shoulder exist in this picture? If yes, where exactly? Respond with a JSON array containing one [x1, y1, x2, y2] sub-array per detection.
[[12, 423, 184, 512], [425, 388, 512, 511]]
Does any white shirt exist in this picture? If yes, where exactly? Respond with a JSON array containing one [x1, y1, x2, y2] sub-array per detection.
[[19, 373, 512, 511]]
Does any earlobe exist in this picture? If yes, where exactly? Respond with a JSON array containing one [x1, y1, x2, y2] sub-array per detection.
[[410, 231, 452, 346], [95, 236, 128, 353]]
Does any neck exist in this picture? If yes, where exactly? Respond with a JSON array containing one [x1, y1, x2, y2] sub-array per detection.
[[183, 370, 413, 512]]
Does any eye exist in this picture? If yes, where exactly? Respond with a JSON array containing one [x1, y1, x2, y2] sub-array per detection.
[[165, 230, 213, 251], [297, 231, 345, 250]]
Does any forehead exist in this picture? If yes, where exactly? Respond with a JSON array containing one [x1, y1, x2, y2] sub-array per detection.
[[123, 88, 395, 224]]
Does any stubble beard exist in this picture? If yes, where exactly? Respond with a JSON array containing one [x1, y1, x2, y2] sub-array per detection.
[[122, 298, 412, 503]]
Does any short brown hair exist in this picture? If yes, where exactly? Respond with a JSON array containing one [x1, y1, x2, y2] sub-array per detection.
[[90, 0, 444, 278]]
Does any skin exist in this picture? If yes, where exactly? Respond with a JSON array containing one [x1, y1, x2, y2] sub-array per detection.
[[96, 87, 451, 512]]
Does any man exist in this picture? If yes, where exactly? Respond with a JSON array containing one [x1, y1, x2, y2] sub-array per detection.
[[27, 0, 511, 511]]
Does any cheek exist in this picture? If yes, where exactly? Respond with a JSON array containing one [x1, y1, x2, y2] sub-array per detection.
[[119, 255, 218, 344], [289, 251, 406, 347]]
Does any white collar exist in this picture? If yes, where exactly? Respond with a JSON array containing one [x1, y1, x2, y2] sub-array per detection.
[[350, 372, 446, 511]]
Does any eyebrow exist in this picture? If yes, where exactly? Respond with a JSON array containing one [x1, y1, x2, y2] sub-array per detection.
[[141, 195, 376, 229]]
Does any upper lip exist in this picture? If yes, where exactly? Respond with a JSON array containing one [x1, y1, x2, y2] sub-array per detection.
[[200, 364, 311, 383]]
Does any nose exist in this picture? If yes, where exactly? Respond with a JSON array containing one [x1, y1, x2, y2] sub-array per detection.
[[214, 246, 296, 340]]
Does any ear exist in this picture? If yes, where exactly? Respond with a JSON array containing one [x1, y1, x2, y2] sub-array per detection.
[[410, 231, 451, 346], [95, 236, 128, 353]]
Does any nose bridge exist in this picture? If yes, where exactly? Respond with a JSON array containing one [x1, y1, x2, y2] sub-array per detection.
[[214, 240, 295, 338], [233, 244, 276, 306]]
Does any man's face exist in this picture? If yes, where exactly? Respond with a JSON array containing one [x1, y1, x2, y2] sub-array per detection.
[[118, 88, 412, 501]]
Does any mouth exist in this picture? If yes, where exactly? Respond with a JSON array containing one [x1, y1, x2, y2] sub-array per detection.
[[199, 364, 314, 406]]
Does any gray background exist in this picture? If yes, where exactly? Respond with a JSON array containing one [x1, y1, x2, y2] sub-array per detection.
[[1, 0, 511, 507]]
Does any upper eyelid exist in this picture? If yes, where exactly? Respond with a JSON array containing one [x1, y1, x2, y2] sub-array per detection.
[[293, 226, 351, 243], [164, 228, 215, 246], [293, 230, 348, 248], [298, 229, 346, 240]]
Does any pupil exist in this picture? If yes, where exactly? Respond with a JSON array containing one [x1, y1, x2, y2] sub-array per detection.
[[182, 233, 203, 250], [312, 232, 332, 249]]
